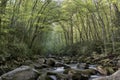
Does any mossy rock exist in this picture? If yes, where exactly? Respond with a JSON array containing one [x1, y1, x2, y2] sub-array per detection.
[[37, 72, 68, 80], [82, 69, 97, 75], [64, 68, 95, 80], [105, 67, 115, 75], [37, 73, 53, 80]]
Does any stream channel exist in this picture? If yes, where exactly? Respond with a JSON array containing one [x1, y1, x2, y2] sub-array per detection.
[[47, 63, 103, 80]]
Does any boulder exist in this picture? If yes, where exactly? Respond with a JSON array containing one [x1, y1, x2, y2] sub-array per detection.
[[96, 65, 107, 75], [76, 63, 89, 69], [55, 62, 70, 69], [109, 69, 120, 80], [37, 73, 53, 80], [93, 76, 109, 80], [68, 69, 89, 80], [93, 70, 120, 80], [35, 58, 45, 64], [46, 58, 55, 67], [0, 77, 2, 80], [96, 66, 115, 75], [64, 68, 94, 80], [34, 64, 49, 69], [104, 67, 115, 75], [37, 72, 68, 80], [0, 66, 39, 80]]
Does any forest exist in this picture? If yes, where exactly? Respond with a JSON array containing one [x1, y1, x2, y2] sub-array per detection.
[[0, 0, 120, 80]]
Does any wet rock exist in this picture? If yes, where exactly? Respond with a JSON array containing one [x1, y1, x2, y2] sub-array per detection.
[[34, 64, 49, 69], [46, 58, 55, 67], [76, 63, 89, 69], [37, 73, 53, 80], [55, 62, 71, 69], [0, 66, 39, 80], [54, 62, 64, 67]]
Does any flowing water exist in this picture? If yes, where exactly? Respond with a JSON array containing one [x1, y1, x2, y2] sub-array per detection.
[[50, 64, 102, 80]]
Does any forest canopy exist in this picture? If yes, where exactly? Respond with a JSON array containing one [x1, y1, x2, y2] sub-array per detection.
[[0, 0, 120, 57]]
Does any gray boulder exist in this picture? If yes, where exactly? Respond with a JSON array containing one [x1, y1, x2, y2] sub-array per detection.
[[0, 66, 39, 80]]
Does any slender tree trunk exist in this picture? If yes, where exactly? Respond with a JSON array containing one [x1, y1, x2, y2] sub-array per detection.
[[94, 2, 107, 54], [29, 1, 50, 49], [0, 0, 8, 32], [70, 16, 74, 45]]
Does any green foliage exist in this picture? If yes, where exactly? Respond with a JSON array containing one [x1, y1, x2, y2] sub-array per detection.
[[0, 0, 120, 58], [7, 42, 31, 58], [62, 40, 104, 56]]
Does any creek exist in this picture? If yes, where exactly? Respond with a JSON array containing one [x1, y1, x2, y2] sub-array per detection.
[[48, 63, 103, 80]]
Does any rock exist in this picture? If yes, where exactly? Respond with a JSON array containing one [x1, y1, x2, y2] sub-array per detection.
[[109, 69, 120, 80], [0, 77, 2, 80], [76, 63, 89, 69], [63, 57, 71, 64], [37, 73, 53, 80], [46, 58, 55, 67], [55, 62, 70, 69], [67, 69, 90, 80], [82, 69, 98, 75], [64, 68, 93, 80], [24, 60, 33, 65], [47, 72, 68, 80], [63, 64, 71, 69], [54, 62, 64, 67], [37, 72, 68, 80], [35, 58, 45, 64], [68, 71, 81, 80], [93, 76, 109, 80], [93, 69, 120, 80], [96, 66, 115, 75], [34, 64, 49, 69], [0, 66, 39, 80], [117, 60, 120, 69], [96, 65, 107, 75], [105, 67, 115, 75]]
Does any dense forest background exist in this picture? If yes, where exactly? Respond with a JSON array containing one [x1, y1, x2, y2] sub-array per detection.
[[0, 0, 120, 58]]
